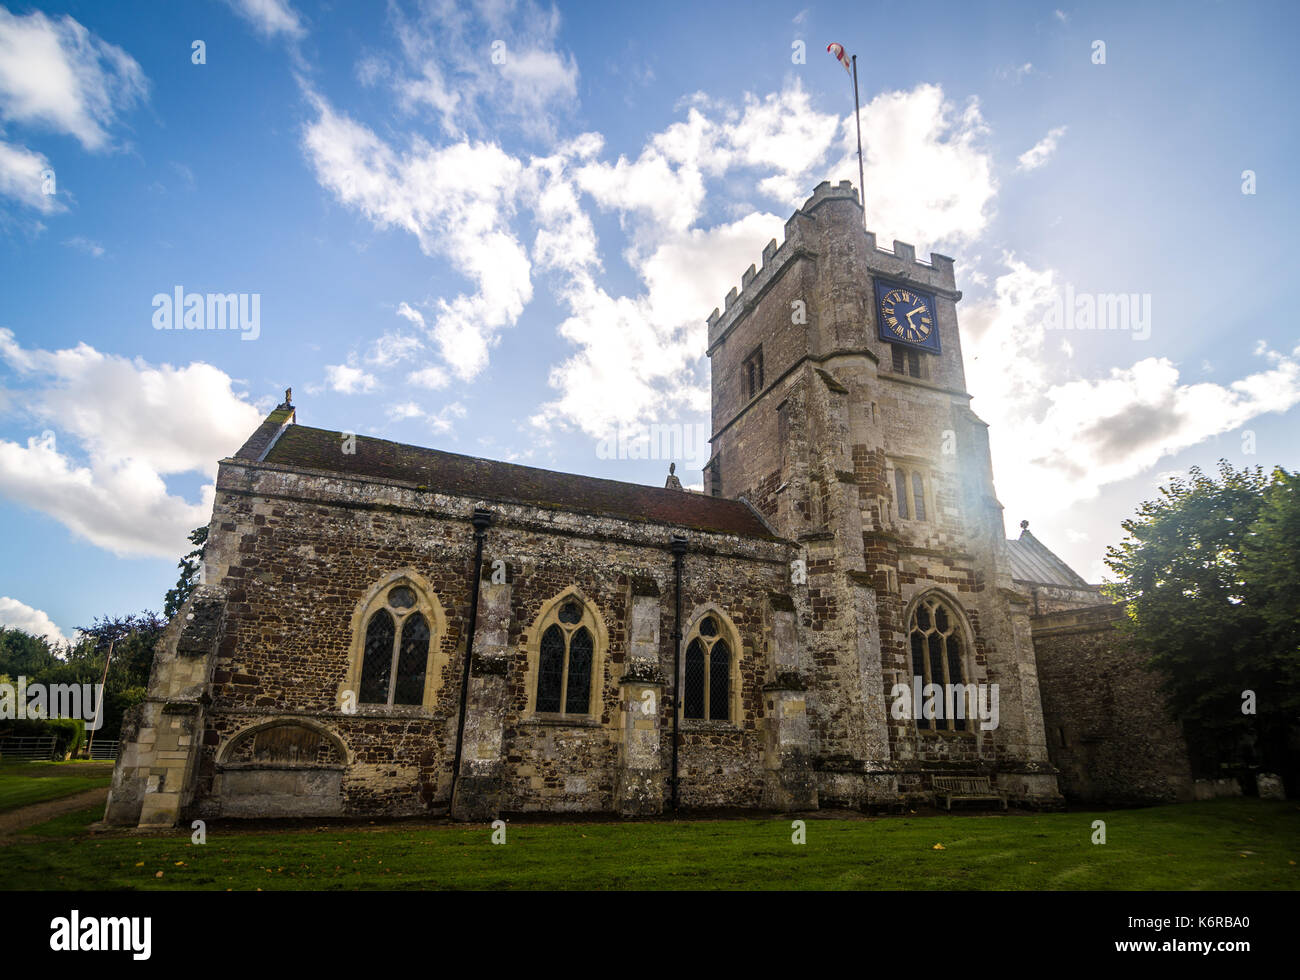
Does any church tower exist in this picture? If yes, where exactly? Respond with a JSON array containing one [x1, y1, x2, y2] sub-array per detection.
[[706, 181, 1060, 806]]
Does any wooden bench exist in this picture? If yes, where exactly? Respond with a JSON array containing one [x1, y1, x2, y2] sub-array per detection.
[[932, 775, 1008, 811]]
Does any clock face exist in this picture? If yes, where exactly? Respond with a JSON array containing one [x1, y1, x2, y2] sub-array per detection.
[[879, 287, 934, 344]]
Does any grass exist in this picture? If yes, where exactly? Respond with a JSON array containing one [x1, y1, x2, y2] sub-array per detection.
[[0, 761, 113, 813], [1, 799, 1296, 890]]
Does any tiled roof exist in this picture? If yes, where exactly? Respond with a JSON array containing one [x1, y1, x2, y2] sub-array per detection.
[[247, 422, 779, 540], [1005, 529, 1091, 588]]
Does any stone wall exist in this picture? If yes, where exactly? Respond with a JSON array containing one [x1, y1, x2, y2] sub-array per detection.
[[108, 453, 818, 824], [1032, 603, 1194, 804]]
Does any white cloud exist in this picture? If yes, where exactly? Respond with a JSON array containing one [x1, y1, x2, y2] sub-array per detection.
[[1018, 125, 1067, 171], [324, 362, 378, 394], [964, 259, 1300, 518], [382, 0, 578, 141], [406, 365, 450, 390], [0, 329, 261, 557], [223, 0, 305, 40], [0, 8, 148, 151], [387, 399, 466, 436], [997, 62, 1035, 83], [0, 138, 60, 212], [428, 401, 467, 435], [828, 84, 997, 252], [395, 301, 425, 328], [302, 73, 995, 446], [0, 596, 68, 645], [62, 235, 104, 256], [301, 94, 531, 381]]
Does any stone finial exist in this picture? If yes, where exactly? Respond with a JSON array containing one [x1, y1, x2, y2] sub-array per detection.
[[665, 462, 683, 491], [284, 387, 293, 406], [1020, 520, 1029, 531]]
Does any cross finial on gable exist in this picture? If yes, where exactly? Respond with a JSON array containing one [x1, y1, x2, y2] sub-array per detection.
[[1020, 519, 1029, 531]]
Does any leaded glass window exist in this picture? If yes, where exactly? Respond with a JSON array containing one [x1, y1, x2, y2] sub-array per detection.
[[908, 594, 968, 732], [394, 612, 429, 705], [912, 472, 927, 521], [360, 609, 394, 704], [358, 582, 433, 707], [683, 615, 733, 721], [532, 596, 599, 717], [684, 640, 706, 718], [537, 624, 565, 712], [895, 468, 910, 520]]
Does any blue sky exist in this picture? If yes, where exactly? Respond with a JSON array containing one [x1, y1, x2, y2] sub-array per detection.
[[1, 0, 1298, 643]]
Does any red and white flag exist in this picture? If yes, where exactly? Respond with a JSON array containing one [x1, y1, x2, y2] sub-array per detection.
[[827, 42, 853, 76]]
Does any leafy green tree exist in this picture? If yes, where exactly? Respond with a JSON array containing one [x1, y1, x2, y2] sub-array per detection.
[[1104, 461, 1299, 790], [164, 524, 208, 620], [65, 613, 165, 739], [1239, 467, 1300, 782], [0, 626, 59, 677]]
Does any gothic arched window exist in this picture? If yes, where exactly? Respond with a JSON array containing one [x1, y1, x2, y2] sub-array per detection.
[[358, 584, 434, 706], [532, 596, 600, 717], [908, 593, 968, 732], [346, 574, 446, 712], [683, 613, 734, 721]]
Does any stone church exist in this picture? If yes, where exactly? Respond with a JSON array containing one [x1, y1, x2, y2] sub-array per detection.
[[105, 181, 1189, 827]]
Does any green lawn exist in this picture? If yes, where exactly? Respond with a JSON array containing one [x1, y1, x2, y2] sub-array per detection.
[[0, 761, 113, 813], [3, 798, 1297, 890]]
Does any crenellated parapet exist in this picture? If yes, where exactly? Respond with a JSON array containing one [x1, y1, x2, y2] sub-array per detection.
[[707, 180, 960, 351]]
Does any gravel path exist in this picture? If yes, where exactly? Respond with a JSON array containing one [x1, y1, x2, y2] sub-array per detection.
[[0, 787, 108, 840]]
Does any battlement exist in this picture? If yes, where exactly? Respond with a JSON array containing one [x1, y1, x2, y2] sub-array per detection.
[[706, 180, 959, 350]]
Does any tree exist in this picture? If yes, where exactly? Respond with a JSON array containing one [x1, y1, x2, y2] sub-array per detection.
[[0, 627, 59, 677], [1239, 467, 1300, 786], [1104, 461, 1299, 790], [164, 524, 208, 620], [58, 613, 165, 740]]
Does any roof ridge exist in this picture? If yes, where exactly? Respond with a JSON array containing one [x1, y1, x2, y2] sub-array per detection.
[[288, 424, 723, 501]]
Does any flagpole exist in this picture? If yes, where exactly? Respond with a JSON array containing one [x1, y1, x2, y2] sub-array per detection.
[[851, 54, 866, 230]]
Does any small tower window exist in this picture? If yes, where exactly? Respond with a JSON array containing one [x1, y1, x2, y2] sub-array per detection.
[[893, 465, 928, 522], [890, 344, 923, 379], [743, 347, 764, 400]]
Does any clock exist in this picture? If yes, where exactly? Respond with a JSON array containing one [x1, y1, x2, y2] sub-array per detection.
[[874, 279, 941, 353]]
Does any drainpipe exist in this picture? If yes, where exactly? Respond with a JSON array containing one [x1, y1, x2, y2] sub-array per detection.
[[670, 534, 688, 812], [449, 507, 493, 815]]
